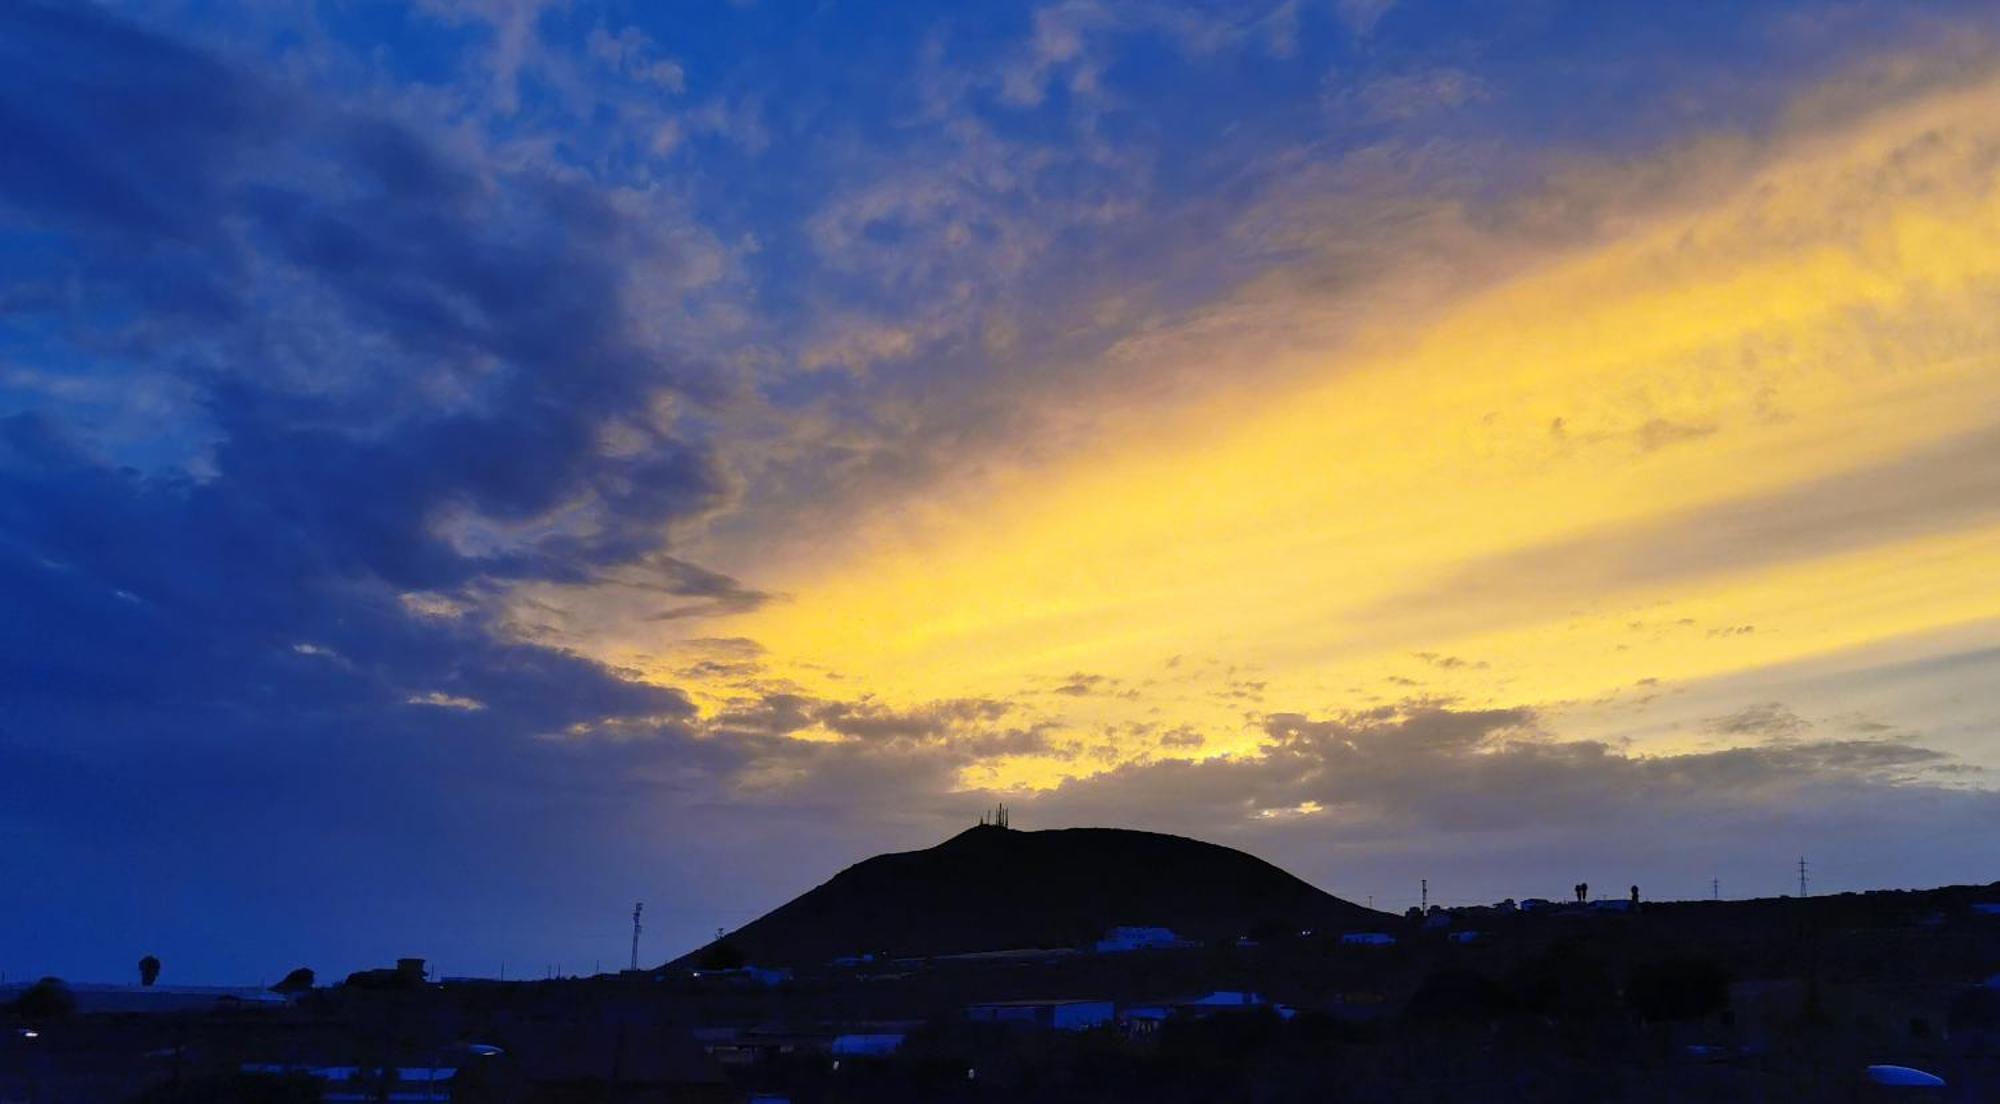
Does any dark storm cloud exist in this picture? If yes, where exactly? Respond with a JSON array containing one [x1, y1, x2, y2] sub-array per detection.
[[0, 3, 750, 978], [0, 0, 729, 678]]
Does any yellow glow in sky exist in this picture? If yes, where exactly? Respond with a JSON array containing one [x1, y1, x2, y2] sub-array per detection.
[[555, 70, 2000, 788]]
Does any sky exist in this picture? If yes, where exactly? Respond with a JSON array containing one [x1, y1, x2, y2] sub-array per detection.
[[2, 0, 1999, 984]]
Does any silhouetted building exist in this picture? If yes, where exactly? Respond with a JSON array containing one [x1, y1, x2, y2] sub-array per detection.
[[966, 999, 1115, 1031]]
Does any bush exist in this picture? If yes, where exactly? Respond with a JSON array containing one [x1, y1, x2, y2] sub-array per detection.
[[11, 977, 75, 1022]]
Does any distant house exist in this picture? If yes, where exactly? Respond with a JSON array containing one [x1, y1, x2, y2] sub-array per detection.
[[967, 999, 1116, 1031], [1179, 991, 1292, 1019], [1589, 899, 1633, 914], [1519, 898, 1553, 912], [1969, 902, 2000, 916], [1095, 925, 1194, 953], [1341, 932, 1396, 947], [1448, 931, 1485, 945], [696, 1021, 920, 1067], [1423, 912, 1452, 929], [1184, 990, 1265, 1009], [830, 1033, 906, 1058], [689, 965, 792, 987], [1120, 991, 1291, 1030]]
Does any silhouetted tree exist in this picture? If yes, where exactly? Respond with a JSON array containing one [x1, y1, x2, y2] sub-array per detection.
[[139, 954, 162, 986], [11, 977, 76, 1022], [271, 967, 315, 994]]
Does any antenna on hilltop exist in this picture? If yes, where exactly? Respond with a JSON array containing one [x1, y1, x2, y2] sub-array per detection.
[[629, 902, 644, 972], [1797, 856, 1809, 898], [980, 803, 1009, 829]]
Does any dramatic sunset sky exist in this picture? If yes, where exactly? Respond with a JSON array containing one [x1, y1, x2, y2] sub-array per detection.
[[4, 0, 1999, 982]]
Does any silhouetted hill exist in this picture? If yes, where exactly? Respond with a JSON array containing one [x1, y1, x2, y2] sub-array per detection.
[[676, 825, 1388, 968]]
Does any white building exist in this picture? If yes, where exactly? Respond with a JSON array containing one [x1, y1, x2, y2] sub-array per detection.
[[1094, 926, 1194, 953]]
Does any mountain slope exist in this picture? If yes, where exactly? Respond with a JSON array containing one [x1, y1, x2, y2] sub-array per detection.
[[677, 824, 1388, 968]]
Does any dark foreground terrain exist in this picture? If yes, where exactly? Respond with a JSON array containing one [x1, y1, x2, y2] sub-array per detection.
[[7, 831, 2000, 1101]]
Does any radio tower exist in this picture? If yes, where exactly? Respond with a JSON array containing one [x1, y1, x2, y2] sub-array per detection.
[[1797, 857, 1809, 898], [629, 902, 644, 972]]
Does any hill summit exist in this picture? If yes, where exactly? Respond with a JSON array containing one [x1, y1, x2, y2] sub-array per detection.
[[679, 824, 1386, 968]]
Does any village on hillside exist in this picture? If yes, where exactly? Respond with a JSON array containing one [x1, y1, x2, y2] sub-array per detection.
[[9, 875, 2000, 1102]]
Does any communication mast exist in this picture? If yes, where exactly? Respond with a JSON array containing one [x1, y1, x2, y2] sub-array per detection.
[[629, 902, 644, 972]]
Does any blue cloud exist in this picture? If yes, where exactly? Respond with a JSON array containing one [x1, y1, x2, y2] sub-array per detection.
[[0, 2, 746, 979]]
